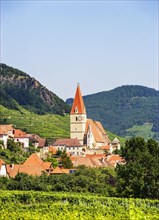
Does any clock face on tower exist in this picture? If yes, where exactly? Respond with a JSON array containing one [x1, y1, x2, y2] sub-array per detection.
[[78, 116, 82, 121]]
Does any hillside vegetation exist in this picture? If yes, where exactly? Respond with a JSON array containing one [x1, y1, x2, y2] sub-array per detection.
[[0, 63, 70, 115], [67, 85, 159, 141], [0, 105, 124, 144], [0, 105, 70, 139]]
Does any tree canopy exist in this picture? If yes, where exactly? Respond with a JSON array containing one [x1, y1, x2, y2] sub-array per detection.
[[116, 137, 159, 199]]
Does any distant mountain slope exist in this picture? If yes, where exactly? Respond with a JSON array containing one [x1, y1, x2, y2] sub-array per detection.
[[67, 85, 159, 141], [0, 63, 70, 115]]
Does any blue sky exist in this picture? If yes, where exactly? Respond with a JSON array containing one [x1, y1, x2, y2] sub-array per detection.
[[1, 0, 158, 100]]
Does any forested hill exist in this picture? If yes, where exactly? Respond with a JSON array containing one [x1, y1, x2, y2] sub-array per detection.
[[67, 85, 159, 141], [0, 64, 70, 115]]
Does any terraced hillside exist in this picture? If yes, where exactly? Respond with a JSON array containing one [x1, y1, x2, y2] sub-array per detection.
[[0, 105, 70, 139]]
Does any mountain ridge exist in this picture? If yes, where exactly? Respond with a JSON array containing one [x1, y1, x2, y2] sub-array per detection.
[[0, 63, 70, 115], [1, 63, 159, 141]]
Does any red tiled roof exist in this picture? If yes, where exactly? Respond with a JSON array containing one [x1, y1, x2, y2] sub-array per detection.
[[101, 145, 111, 150], [6, 164, 47, 177], [107, 155, 123, 163], [85, 119, 110, 144], [0, 124, 14, 135], [85, 154, 106, 158], [53, 138, 82, 147], [70, 84, 86, 114], [70, 156, 105, 168], [14, 129, 27, 138], [6, 153, 52, 177], [85, 119, 104, 143], [0, 159, 6, 169], [94, 121, 106, 135], [42, 162, 52, 170], [50, 166, 70, 174], [24, 153, 52, 170], [49, 146, 57, 154]]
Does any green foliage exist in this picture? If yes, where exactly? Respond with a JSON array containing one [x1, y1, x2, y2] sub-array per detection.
[[0, 191, 158, 220], [60, 150, 73, 168], [0, 167, 116, 195], [116, 137, 159, 199], [125, 123, 157, 141], [0, 63, 70, 115], [0, 140, 4, 149], [0, 139, 27, 164], [45, 157, 58, 168], [0, 105, 70, 139]]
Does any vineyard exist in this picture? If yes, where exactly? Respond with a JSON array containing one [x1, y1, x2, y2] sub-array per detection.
[[0, 191, 159, 220]]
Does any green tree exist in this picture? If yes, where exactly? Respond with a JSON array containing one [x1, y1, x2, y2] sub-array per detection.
[[45, 157, 58, 168], [59, 150, 73, 169], [116, 137, 159, 199]]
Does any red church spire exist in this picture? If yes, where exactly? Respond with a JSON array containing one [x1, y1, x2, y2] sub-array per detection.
[[70, 84, 86, 114]]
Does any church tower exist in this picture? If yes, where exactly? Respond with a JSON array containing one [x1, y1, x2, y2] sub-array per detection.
[[70, 84, 87, 145]]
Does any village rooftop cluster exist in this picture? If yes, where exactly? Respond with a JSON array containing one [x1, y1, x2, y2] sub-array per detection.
[[0, 85, 124, 178]]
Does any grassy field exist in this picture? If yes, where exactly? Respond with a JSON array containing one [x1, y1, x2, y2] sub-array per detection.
[[0, 105, 70, 139], [125, 123, 156, 141], [0, 191, 159, 220], [106, 130, 125, 146]]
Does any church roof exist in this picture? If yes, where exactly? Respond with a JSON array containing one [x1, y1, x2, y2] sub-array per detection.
[[85, 119, 104, 143], [112, 137, 120, 144], [70, 84, 86, 114]]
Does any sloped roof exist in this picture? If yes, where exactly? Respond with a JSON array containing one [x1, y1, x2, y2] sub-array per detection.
[[112, 137, 120, 144], [70, 84, 86, 114], [85, 119, 104, 143], [53, 138, 82, 147], [0, 159, 6, 169], [24, 153, 43, 166], [0, 124, 14, 135], [50, 166, 70, 174], [6, 164, 47, 177], [94, 121, 106, 135], [70, 156, 105, 168], [106, 154, 123, 167], [23, 153, 51, 170], [27, 134, 46, 147], [14, 129, 27, 138]]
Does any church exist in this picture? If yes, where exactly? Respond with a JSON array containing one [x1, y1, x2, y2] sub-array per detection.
[[70, 84, 110, 149]]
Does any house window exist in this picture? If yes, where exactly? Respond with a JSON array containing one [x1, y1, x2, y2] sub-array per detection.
[[76, 117, 78, 121]]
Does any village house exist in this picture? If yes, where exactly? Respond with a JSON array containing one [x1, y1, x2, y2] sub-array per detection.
[[0, 159, 7, 177], [70, 84, 110, 149], [70, 153, 124, 168], [70, 154, 107, 168], [13, 129, 29, 149], [52, 138, 83, 156], [6, 153, 53, 178], [27, 134, 48, 154], [0, 124, 14, 149]]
